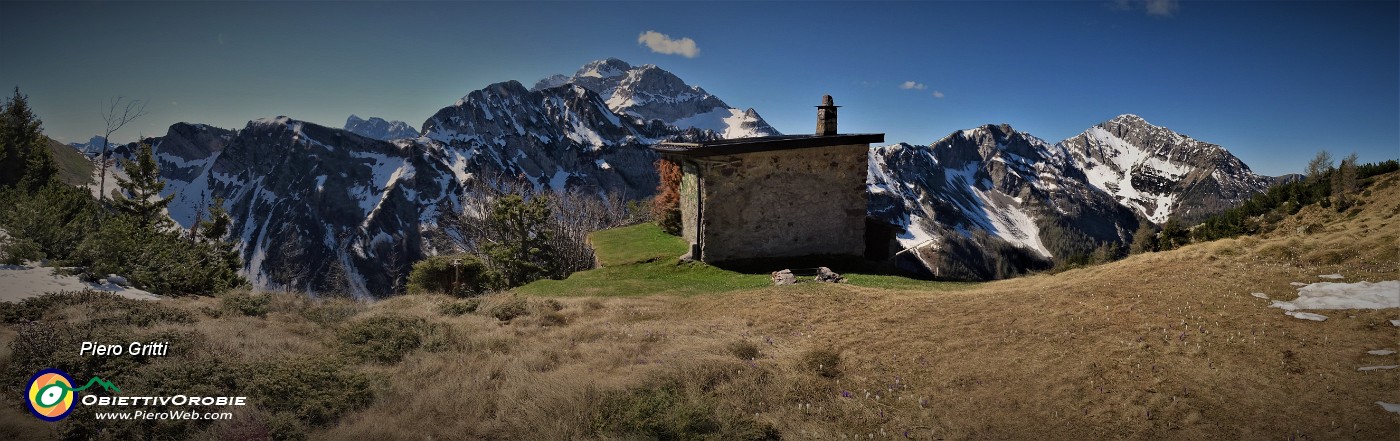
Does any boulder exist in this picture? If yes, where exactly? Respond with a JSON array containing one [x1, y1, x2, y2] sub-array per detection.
[[772, 269, 796, 285], [815, 267, 845, 284]]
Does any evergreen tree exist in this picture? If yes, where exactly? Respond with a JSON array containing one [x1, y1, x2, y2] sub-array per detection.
[[1156, 219, 1189, 251], [0, 87, 57, 191], [482, 194, 554, 287], [198, 197, 232, 242], [110, 142, 174, 230], [0, 182, 98, 261]]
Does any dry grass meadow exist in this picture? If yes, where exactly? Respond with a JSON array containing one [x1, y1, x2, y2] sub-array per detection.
[[2, 172, 1397, 440]]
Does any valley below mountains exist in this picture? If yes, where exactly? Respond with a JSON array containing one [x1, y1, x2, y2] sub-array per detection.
[[88, 58, 1276, 296]]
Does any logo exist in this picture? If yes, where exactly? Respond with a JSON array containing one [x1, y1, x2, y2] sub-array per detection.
[[25, 368, 119, 421]]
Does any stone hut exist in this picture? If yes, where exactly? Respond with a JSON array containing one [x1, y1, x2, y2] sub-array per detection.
[[652, 95, 884, 263]]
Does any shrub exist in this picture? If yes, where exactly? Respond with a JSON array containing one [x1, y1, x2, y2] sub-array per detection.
[[488, 296, 530, 322], [300, 298, 365, 325], [438, 299, 480, 316], [652, 159, 682, 235], [55, 343, 242, 441], [591, 383, 719, 439], [222, 291, 272, 317], [726, 340, 761, 360], [0, 182, 97, 261], [243, 357, 373, 426], [0, 290, 192, 326], [1, 235, 42, 265], [799, 346, 842, 378], [591, 381, 779, 440], [407, 253, 497, 296], [538, 311, 568, 327], [72, 214, 245, 296], [340, 315, 426, 363]]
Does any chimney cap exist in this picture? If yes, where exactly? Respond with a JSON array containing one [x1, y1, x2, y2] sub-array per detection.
[[816, 94, 841, 108]]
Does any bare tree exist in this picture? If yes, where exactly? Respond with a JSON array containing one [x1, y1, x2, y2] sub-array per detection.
[[1332, 152, 1359, 207], [1304, 150, 1334, 182], [96, 96, 148, 205]]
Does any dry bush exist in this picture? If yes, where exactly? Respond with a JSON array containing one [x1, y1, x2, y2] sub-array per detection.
[[798, 346, 842, 378], [726, 340, 761, 360]]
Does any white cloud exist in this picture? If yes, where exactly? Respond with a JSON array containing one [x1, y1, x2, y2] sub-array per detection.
[[1110, 0, 1179, 17], [1145, 0, 1179, 16], [900, 81, 927, 90], [932, 91, 945, 99], [637, 30, 699, 58]]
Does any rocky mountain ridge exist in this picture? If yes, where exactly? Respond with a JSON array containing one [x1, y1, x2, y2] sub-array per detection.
[[344, 115, 419, 141], [868, 115, 1271, 279]]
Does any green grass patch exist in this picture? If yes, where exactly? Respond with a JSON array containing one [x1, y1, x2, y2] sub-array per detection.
[[520, 224, 974, 297], [47, 137, 95, 187], [588, 223, 688, 267]]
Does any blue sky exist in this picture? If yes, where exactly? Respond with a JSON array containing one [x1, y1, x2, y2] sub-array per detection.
[[1, 0, 1395, 176]]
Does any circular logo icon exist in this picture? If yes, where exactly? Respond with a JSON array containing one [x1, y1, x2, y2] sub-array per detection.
[[26, 368, 76, 421]]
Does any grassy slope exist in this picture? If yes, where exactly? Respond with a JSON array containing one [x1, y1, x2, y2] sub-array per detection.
[[2, 173, 1397, 440], [45, 137, 93, 187]]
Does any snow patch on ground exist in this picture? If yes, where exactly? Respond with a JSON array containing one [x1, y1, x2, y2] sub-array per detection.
[[1318, 274, 1344, 279], [1284, 311, 1327, 321], [1270, 281, 1400, 310], [1379, 402, 1400, 413], [1367, 349, 1396, 355], [549, 169, 572, 191], [0, 264, 159, 302], [1250, 292, 1269, 299], [1356, 365, 1398, 372]]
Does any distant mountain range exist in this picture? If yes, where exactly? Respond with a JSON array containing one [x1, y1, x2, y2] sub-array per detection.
[[87, 59, 771, 296], [868, 114, 1270, 279], [81, 58, 1274, 294]]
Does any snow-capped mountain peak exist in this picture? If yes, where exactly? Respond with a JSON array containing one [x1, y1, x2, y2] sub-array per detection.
[[576, 57, 631, 79], [1063, 114, 1267, 224], [533, 58, 779, 138], [345, 115, 419, 141]]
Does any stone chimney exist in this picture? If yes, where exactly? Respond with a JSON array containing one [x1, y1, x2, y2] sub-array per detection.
[[816, 94, 840, 136]]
